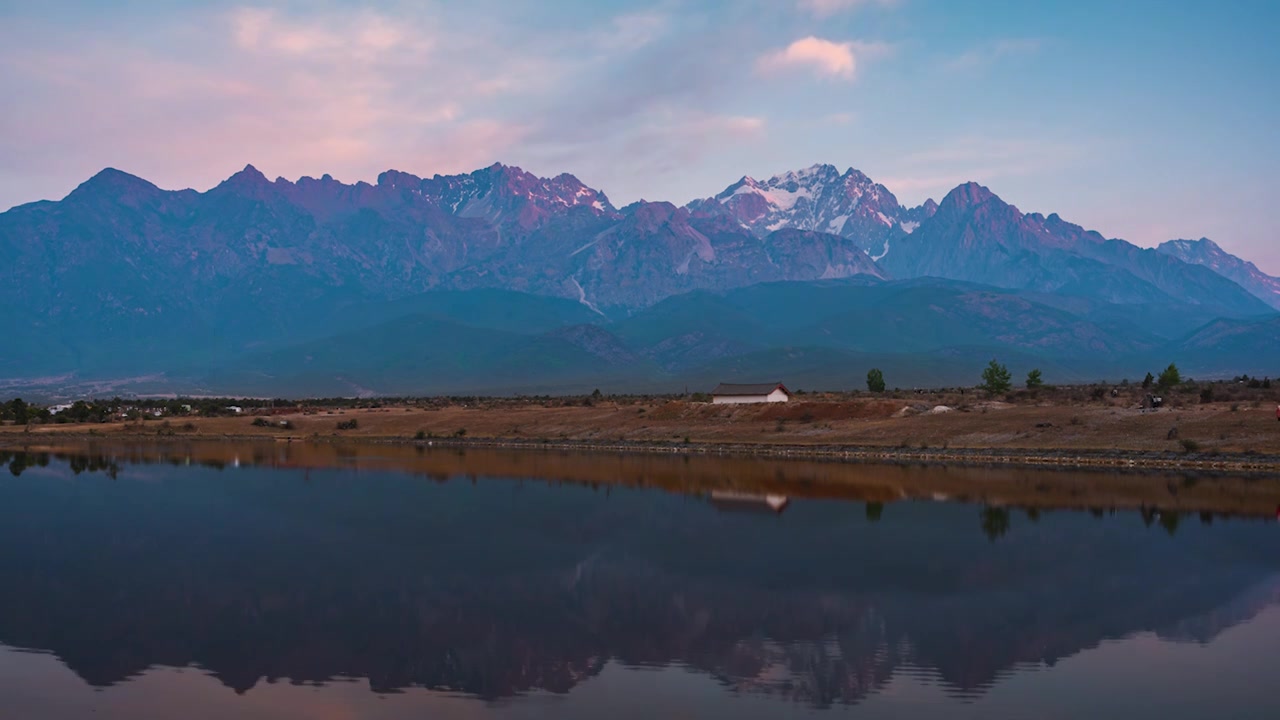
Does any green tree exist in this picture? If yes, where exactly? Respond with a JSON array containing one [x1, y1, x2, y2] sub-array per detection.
[[1025, 368, 1044, 389], [1157, 363, 1182, 391], [8, 398, 29, 425], [1142, 372, 1155, 389], [866, 368, 886, 393], [980, 360, 1012, 394]]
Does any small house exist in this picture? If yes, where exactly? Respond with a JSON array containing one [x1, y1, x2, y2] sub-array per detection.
[[711, 382, 790, 405]]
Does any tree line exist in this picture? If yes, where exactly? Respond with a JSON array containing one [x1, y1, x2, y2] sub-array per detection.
[[863, 361, 1209, 395]]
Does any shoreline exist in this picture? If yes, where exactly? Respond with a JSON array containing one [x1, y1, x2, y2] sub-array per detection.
[[7, 434, 1280, 520], [5, 395, 1280, 476], [5, 430, 1280, 475]]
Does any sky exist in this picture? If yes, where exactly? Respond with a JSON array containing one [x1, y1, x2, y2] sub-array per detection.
[[2, 0, 1278, 272]]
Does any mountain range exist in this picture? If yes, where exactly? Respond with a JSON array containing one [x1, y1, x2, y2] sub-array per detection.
[[1, 162, 1277, 397]]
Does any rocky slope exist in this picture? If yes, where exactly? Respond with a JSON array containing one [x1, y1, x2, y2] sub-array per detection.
[[1158, 237, 1280, 310], [686, 163, 935, 259], [1, 162, 1276, 390]]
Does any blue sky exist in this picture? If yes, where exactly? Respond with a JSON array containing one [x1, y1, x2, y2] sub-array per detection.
[[2, 0, 1277, 271]]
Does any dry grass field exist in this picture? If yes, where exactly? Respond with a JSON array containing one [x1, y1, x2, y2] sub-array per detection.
[[5, 389, 1279, 456]]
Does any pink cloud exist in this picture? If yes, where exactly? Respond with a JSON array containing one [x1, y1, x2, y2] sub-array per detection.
[[757, 36, 857, 80]]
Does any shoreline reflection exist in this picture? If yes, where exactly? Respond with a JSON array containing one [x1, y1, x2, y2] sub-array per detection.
[[0, 451, 1277, 717]]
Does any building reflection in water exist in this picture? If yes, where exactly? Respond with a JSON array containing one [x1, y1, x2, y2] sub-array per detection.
[[0, 448, 1277, 714]]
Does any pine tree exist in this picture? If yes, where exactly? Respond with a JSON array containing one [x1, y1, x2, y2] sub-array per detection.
[[980, 360, 1012, 394], [866, 368, 886, 393]]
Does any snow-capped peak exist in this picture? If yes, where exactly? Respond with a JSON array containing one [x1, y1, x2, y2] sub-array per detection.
[[690, 164, 907, 257]]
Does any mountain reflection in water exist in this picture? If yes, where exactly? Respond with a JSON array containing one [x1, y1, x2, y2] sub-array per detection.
[[0, 446, 1277, 718]]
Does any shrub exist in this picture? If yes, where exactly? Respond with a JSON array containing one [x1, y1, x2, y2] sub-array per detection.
[[414, 430, 427, 440], [1179, 438, 1200, 454], [336, 419, 358, 430]]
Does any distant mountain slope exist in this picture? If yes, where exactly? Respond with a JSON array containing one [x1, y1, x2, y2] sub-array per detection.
[[1162, 316, 1280, 378], [212, 313, 654, 397], [877, 183, 1272, 318], [3, 162, 1278, 393], [228, 277, 1272, 395], [0, 163, 888, 377], [1157, 238, 1280, 310], [612, 278, 1161, 373]]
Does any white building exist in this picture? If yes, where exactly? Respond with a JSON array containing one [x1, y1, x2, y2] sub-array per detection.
[[711, 382, 791, 404]]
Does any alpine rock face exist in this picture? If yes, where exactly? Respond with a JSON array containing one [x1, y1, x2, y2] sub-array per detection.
[[687, 164, 936, 260], [1, 160, 1276, 389], [874, 182, 1273, 320], [0, 162, 888, 377], [1157, 238, 1280, 311], [379, 163, 619, 232]]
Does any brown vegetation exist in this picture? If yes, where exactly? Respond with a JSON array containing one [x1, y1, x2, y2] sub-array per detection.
[[3, 384, 1279, 461]]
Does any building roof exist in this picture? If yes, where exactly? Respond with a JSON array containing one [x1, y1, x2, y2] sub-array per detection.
[[711, 382, 790, 397]]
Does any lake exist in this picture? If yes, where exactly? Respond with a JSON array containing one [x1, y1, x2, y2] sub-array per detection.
[[1, 442, 1278, 719]]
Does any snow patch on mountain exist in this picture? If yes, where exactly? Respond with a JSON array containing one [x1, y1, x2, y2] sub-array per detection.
[[690, 164, 908, 260], [567, 276, 606, 317]]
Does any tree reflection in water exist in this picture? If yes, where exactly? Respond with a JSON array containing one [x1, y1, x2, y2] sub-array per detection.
[[0, 449, 1276, 710]]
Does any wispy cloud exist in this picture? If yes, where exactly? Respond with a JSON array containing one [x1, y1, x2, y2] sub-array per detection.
[[595, 10, 671, 53], [757, 36, 858, 79], [945, 38, 1043, 73], [797, 0, 899, 18]]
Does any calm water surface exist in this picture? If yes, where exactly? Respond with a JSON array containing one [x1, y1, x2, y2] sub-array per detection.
[[1, 447, 1278, 719]]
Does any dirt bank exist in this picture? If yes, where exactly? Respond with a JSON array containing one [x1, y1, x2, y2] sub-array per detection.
[[4, 396, 1280, 473]]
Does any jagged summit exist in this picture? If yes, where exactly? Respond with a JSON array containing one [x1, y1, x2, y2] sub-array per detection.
[[6, 158, 1280, 391], [689, 164, 907, 259], [32, 160, 1280, 317], [211, 164, 273, 197], [939, 181, 998, 210]]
